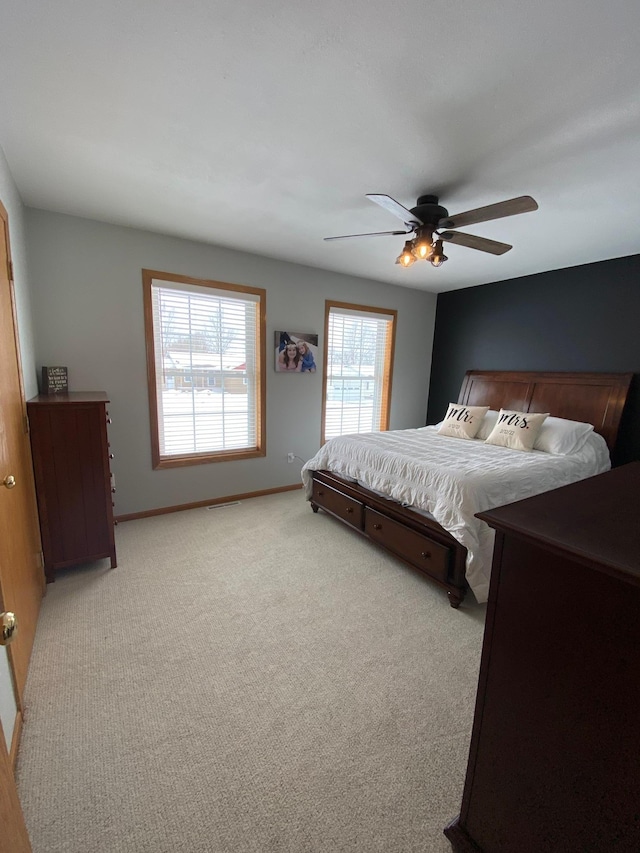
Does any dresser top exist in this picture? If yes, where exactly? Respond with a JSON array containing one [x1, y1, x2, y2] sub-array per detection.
[[477, 462, 640, 582], [27, 392, 110, 405]]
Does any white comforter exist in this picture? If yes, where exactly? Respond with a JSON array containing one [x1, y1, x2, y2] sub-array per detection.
[[301, 427, 610, 603]]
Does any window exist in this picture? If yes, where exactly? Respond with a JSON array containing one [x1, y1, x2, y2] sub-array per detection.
[[142, 270, 266, 468], [322, 301, 396, 443]]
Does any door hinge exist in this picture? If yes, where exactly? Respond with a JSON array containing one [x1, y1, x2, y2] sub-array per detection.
[[38, 551, 44, 569], [8, 260, 14, 282], [24, 413, 30, 434]]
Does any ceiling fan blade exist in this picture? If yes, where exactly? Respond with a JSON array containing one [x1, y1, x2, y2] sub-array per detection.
[[439, 195, 538, 229], [366, 194, 423, 226], [439, 231, 512, 255], [324, 229, 412, 242]]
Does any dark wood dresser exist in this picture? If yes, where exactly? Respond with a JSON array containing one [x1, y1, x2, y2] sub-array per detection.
[[27, 392, 117, 582], [445, 462, 640, 853]]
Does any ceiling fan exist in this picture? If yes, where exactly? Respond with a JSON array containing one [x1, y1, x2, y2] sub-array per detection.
[[324, 193, 538, 268]]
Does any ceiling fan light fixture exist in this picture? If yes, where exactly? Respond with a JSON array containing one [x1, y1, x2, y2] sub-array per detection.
[[430, 239, 448, 267], [324, 191, 537, 269], [396, 240, 417, 267]]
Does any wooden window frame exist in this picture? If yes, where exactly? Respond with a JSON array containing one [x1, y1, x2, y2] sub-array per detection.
[[142, 269, 266, 469], [321, 300, 397, 445]]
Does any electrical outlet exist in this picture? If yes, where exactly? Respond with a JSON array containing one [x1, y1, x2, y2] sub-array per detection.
[[287, 452, 295, 463]]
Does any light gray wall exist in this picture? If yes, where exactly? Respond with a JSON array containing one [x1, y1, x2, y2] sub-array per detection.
[[0, 149, 38, 398], [26, 209, 437, 516], [0, 146, 38, 749]]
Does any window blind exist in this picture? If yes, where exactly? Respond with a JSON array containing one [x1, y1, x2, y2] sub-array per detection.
[[150, 279, 260, 457], [325, 305, 395, 440]]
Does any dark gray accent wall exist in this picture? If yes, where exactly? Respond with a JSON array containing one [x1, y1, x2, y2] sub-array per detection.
[[427, 254, 640, 465]]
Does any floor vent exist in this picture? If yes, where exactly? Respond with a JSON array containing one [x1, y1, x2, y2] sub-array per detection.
[[206, 501, 241, 510]]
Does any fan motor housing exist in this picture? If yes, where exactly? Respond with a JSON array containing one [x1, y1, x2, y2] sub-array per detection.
[[410, 195, 449, 226]]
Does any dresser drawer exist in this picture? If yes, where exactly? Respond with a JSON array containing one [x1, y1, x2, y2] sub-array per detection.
[[311, 480, 364, 530], [364, 508, 451, 582]]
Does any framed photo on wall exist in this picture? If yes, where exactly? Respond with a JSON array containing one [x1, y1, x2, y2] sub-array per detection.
[[275, 332, 318, 373]]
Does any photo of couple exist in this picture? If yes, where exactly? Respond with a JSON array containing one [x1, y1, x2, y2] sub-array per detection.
[[275, 331, 318, 373]]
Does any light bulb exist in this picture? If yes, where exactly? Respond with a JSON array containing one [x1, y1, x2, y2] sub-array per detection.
[[413, 231, 433, 260], [395, 241, 417, 267], [430, 239, 448, 267]]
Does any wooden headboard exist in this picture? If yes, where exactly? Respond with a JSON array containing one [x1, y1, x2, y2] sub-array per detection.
[[458, 370, 633, 452]]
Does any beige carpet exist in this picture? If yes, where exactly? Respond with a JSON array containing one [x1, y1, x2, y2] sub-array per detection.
[[16, 489, 485, 853]]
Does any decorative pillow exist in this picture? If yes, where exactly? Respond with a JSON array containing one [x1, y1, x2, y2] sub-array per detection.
[[533, 416, 594, 455], [475, 410, 499, 441], [438, 403, 489, 440], [485, 409, 549, 452]]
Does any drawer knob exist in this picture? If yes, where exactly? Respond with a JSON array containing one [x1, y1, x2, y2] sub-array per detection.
[[109, 453, 115, 459], [106, 417, 112, 424], [421, 551, 431, 559], [373, 523, 382, 530], [111, 487, 116, 493], [346, 506, 353, 514]]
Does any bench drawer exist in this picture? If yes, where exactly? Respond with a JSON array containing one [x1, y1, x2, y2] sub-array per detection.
[[311, 480, 364, 530], [365, 507, 451, 583]]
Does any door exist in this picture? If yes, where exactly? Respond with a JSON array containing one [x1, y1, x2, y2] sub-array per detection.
[[0, 703, 32, 850], [0, 199, 44, 703], [0, 197, 43, 849]]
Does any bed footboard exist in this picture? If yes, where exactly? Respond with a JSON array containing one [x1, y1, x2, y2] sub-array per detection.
[[309, 470, 468, 608]]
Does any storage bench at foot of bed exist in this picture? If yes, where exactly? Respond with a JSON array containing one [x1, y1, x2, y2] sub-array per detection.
[[310, 471, 468, 608]]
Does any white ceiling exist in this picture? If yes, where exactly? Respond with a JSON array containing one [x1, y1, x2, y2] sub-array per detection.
[[2, 1, 639, 293]]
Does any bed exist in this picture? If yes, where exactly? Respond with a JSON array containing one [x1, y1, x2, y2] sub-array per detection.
[[302, 370, 632, 607]]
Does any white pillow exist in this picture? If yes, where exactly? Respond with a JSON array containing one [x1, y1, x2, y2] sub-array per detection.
[[485, 409, 549, 452], [475, 410, 499, 441], [533, 416, 594, 455], [438, 403, 489, 440]]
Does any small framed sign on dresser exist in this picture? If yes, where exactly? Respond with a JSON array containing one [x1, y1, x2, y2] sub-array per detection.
[[41, 365, 68, 394]]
